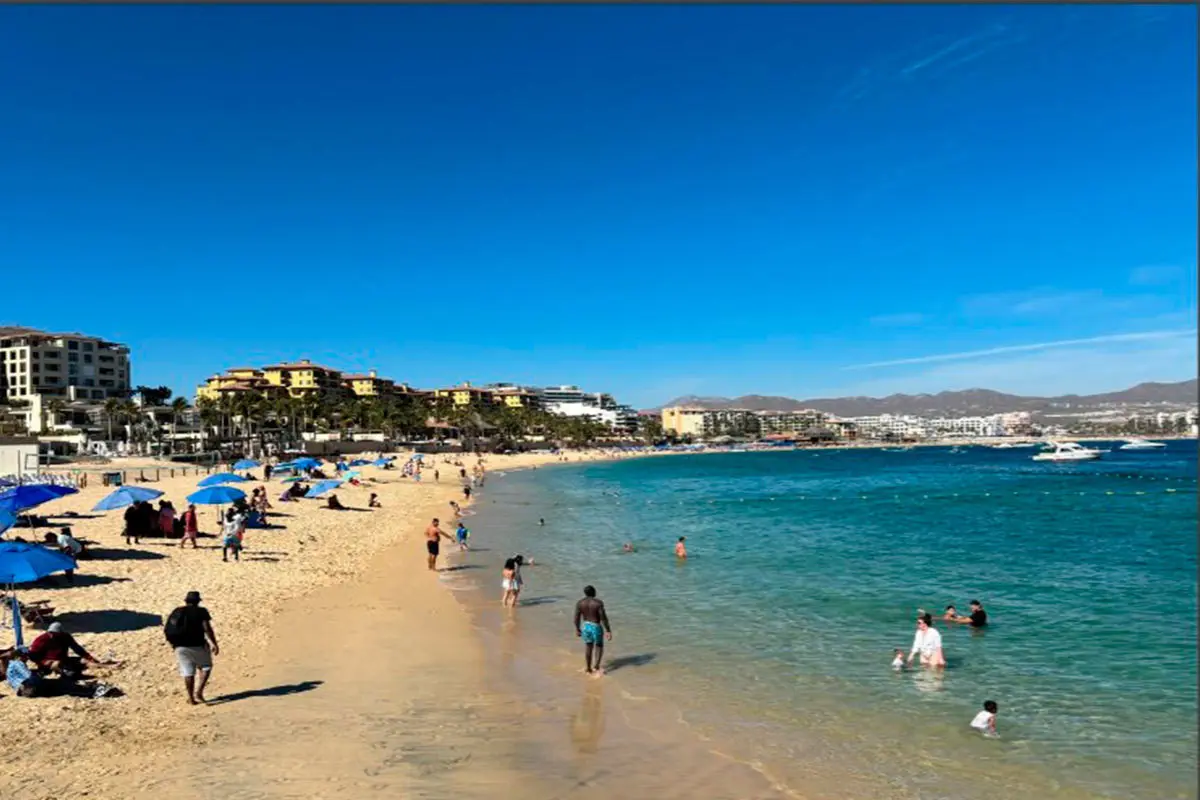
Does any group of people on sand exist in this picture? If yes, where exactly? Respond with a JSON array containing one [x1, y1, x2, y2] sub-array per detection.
[[3, 622, 122, 699]]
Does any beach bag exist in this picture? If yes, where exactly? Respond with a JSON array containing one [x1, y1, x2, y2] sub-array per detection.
[[164, 607, 190, 647]]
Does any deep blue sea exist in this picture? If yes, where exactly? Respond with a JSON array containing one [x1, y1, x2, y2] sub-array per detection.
[[468, 441, 1198, 800]]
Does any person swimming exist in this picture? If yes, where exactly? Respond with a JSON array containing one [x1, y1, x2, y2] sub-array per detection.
[[971, 700, 999, 736], [674, 536, 687, 559], [622, 542, 635, 553], [891, 648, 905, 670]]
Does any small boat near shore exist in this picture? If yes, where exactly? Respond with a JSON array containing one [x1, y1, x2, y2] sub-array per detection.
[[1118, 438, 1168, 451], [1032, 441, 1106, 462]]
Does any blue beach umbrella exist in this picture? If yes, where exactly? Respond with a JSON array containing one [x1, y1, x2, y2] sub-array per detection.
[[197, 472, 249, 487], [187, 486, 247, 505], [233, 459, 261, 470], [0, 509, 16, 535], [0, 541, 77, 584], [304, 479, 343, 499], [348, 459, 370, 467], [371, 458, 392, 467], [342, 470, 361, 480], [292, 457, 321, 469], [0, 484, 78, 514], [92, 485, 164, 512]]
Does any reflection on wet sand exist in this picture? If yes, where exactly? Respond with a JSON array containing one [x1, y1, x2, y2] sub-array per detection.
[[570, 682, 606, 755]]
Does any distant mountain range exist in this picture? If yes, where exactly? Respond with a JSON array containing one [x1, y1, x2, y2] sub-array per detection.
[[658, 379, 1198, 418]]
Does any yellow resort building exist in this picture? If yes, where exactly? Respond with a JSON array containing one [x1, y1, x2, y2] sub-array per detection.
[[434, 382, 494, 406], [488, 384, 541, 409], [195, 367, 270, 402], [661, 406, 707, 437], [263, 360, 345, 399], [343, 370, 396, 398]]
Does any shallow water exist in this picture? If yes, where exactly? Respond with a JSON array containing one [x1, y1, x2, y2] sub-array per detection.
[[460, 442, 1198, 799]]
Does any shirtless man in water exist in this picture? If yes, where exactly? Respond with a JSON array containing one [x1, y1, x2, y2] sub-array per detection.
[[573, 585, 612, 676], [424, 518, 453, 571]]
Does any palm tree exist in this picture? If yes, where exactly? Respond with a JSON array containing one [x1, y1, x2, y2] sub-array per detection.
[[103, 397, 122, 442]]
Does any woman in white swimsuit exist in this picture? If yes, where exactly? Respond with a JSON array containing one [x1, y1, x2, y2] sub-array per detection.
[[906, 613, 946, 669]]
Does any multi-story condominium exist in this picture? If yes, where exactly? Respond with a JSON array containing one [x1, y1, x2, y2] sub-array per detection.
[[661, 406, 707, 437], [755, 409, 831, 435], [486, 384, 541, 409], [614, 404, 640, 432], [846, 414, 929, 440], [701, 409, 761, 437], [196, 367, 271, 401], [344, 370, 396, 398], [926, 416, 1005, 437], [263, 360, 345, 399], [435, 382, 494, 407], [0, 326, 131, 404]]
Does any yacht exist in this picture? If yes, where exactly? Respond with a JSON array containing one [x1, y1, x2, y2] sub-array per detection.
[[1118, 438, 1167, 451], [1032, 442, 1105, 462]]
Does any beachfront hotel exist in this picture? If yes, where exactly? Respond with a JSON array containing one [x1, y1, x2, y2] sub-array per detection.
[[0, 326, 132, 433]]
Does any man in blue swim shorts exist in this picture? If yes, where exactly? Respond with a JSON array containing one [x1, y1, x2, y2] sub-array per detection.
[[573, 585, 612, 676]]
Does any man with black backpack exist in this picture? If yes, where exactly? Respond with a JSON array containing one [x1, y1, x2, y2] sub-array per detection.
[[164, 591, 219, 705]]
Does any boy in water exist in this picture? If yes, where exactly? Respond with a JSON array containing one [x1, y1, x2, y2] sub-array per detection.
[[970, 700, 999, 736], [455, 522, 470, 551], [891, 648, 905, 670], [573, 585, 612, 676]]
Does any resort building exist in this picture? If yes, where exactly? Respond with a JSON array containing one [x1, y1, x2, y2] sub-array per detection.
[[843, 414, 928, 441], [195, 367, 271, 401], [435, 382, 494, 406], [486, 383, 542, 409], [0, 326, 131, 403], [344, 370, 396, 398], [701, 409, 761, 437], [263, 360, 345, 399], [661, 406, 707, 437]]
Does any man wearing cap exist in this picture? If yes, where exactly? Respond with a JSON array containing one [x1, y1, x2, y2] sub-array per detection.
[[27, 622, 107, 678], [165, 591, 219, 705]]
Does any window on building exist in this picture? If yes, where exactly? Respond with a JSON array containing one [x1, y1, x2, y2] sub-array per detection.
[[83, 342, 94, 352], [83, 354, 93, 363], [67, 341, 79, 350], [68, 352, 78, 362]]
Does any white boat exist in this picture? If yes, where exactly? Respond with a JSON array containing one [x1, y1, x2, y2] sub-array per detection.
[[1118, 438, 1167, 451], [1032, 442, 1105, 462]]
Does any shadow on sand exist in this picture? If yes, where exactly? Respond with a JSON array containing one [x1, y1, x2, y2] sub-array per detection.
[[605, 653, 657, 673], [206, 680, 324, 706], [53, 608, 163, 633], [27, 575, 132, 590], [440, 564, 483, 572], [87, 547, 168, 562]]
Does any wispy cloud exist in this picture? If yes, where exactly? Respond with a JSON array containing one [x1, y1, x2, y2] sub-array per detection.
[[899, 27, 1006, 77], [869, 312, 926, 327], [958, 287, 1162, 319], [1129, 264, 1186, 286], [835, 332, 1196, 398], [842, 329, 1197, 371]]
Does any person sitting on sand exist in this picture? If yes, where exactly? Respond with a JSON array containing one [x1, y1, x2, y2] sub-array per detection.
[[369, 493, 381, 508], [326, 494, 345, 510], [27, 623, 114, 679]]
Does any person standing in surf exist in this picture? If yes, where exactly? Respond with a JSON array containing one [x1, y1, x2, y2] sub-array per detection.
[[573, 585, 612, 676], [906, 613, 946, 669], [424, 518, 453, 571]]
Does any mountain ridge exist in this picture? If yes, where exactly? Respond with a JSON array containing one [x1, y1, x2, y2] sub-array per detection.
[[655, 379, 1198, 417]]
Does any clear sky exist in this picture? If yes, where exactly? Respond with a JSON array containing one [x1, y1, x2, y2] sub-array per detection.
[[2, 5, 1195, 407]]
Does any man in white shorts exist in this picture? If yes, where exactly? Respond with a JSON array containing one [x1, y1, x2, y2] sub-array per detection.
[[164, 591, 220, 705]]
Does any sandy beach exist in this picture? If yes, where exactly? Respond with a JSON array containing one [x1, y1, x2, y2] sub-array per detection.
[[0, 449, 657, 799]]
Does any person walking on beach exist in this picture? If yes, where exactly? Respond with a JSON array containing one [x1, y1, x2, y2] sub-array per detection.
[[164, 591, 219, 706], [906, 613, 946, 669], [180, 504, 199, 548], [463, 485, 472, 501], [574, 585, 612, 676], [425, 518, 453, 571]]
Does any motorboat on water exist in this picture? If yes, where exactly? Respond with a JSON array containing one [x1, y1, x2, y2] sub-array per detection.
[[1031, 441, 1105, 462], [1118, 438, 1168, 451]]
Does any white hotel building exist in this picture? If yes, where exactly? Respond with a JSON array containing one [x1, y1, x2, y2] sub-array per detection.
[[537, 385, 638, 432]]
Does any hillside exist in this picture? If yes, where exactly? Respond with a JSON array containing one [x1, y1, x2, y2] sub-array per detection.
[[660, 379, 1197, 417]]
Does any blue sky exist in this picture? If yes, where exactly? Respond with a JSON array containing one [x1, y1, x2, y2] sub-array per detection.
[[2, 5, 1195, 407]]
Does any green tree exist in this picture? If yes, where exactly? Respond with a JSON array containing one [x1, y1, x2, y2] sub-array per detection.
[[135, 385, 174, 407]]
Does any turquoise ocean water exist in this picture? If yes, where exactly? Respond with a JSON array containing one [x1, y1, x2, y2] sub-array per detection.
[[462, 441, 1197, 799]]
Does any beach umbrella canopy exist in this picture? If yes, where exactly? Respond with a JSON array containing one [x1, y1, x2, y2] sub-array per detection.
[[0, 484, 78, 514], [92, 485, 164, 512], [342, 470, 361, 480], [304, 479, 343, 499], [0, 509, 16, 535], [187, 486, 247, 505], [197, 472, 249, 487], [292, 457, 322, 469], [233, 459, 261, 470], [0, 541, 77, 584], [348, 459, 370, 467], [371, 458, 392, 467], [280, 476, 304, 484]]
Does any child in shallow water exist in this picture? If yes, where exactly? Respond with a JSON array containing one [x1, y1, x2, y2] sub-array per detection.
[[891, 648, 906, 670], [971, 700, 999, 736]]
